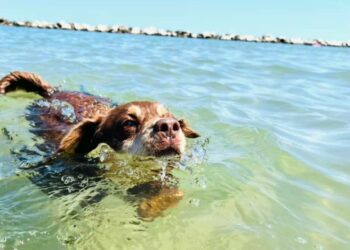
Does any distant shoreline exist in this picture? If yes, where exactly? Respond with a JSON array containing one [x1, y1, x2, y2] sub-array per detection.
[[1, 18, 348, 48]]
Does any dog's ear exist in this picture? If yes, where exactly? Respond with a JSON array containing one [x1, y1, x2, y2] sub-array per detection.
[[58, 116, 104, 154], [179, 119, 200, 138]]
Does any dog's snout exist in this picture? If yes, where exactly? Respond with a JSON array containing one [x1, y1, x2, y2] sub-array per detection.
[[154, 118, 180, 135]]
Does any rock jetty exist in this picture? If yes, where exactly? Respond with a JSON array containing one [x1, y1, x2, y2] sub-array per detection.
[[1, 18, 349, 48]]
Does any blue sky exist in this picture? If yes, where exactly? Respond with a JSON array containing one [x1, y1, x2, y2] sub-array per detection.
[[1, 0, 349, 41]]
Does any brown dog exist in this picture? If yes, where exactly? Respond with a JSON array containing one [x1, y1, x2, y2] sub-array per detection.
[[0, 71, 199, 218]]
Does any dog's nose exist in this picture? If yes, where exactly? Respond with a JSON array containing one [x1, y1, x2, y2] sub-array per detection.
[[154, 118, 180, 136]]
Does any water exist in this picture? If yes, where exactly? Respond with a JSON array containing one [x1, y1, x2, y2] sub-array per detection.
[[0, 26, 350, 249]]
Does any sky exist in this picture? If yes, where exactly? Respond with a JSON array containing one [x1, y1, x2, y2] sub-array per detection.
[[1, 0, 349, 41]]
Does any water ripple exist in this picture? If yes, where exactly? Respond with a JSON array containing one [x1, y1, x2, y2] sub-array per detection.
[[0, 26, 349, 249]]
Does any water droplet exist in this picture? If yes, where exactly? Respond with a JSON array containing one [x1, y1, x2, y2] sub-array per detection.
[[51, 99, 77, 123], [61, 175, 75, 184]]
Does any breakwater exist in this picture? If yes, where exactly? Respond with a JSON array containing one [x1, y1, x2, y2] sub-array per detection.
[[0, 17, 348, 48]]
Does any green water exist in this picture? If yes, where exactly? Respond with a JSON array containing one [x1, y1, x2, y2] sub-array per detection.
[[0, 26, 349, 249]]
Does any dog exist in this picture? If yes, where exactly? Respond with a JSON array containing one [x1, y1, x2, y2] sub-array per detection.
[[0, 71, 200, 218]]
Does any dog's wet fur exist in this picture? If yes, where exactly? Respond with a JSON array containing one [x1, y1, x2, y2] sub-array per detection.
[[0, 71, 199, 219]]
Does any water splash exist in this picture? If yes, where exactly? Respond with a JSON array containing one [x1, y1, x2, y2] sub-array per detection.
[[50, 99, 77, 124], [33, 98, 78, 124]]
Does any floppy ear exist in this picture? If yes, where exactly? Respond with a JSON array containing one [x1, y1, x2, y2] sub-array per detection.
[[179, 119, 200, 138], [58, 116, 103, 154]]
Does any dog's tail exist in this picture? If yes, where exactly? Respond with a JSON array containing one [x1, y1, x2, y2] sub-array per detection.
[[0, 71, 56, 98]]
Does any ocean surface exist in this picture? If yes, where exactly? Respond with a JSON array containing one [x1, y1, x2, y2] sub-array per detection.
[[0, 26, 349, 250]]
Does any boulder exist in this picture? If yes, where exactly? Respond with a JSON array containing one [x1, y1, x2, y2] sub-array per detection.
[[118, 25, 130, 33], [261, 35, 277, 43], [202, 32, 215, 39], [232, 35, 242, 41], [29, 21, 39, 28], [143, 27, 159, 35], [240, 34, 258, 42], [175, 30, 191, 38], [276, 37, 291, 44], [315, 40, 327, 46], [212, 33, 221, 39], [57, 22, 72, 30], [290, 38, 304, 45], [71, 23, 86, 31], [37, 21, 52, 29], [130, 27, 141, 34], [76, 24, 94, 32], [303, 40, 313, 46], [327, 40, 343, 47], [95, 24, 109, 32], [13, 21, 25, 27], [0, 19, 12, 26], [221, 34, 233, 40], [107, 25, 118, 33], [158, 29, 170, 36]]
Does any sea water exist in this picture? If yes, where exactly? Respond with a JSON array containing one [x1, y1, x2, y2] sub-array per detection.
[[0, 26, 349, 249]]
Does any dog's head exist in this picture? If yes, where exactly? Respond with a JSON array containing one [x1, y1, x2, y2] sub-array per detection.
[[58, 101, 199, 156]]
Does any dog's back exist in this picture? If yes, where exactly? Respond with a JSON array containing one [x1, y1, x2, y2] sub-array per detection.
[[1, 71, 111, 144]]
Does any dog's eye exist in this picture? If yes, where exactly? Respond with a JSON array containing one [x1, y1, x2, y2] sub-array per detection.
[[123, 120, 138, 127]]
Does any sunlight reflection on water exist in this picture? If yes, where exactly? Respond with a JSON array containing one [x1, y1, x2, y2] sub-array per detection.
[[0, 26, 349, 249]]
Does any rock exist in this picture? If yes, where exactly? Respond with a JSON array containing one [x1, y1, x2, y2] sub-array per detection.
[[327, 40, 343, 47], [118, 25, 130, 33], [175, 30, 191, 38], [212, 33, 221, 39], [109, 25, 119, 33], [247, 35, 259, 42], [143, 27, 159, 35], [95, 24, 109, 32], [261, 35, 277, 43], [3, 18, 350, 48], [13, 21, 25, 27], [75, 24, 93, 31], [71, 23, 85, 31], [0, 19, 13, 26], [202, 32, 215, 39], [290, 38, 304, 45], [1, 20, 12, 26], [221, 34, 232, 40], [38, 21, 53, 29], [315, 40, 328, 46], [29, 21, 39, 28], [240, 35, 258, 42], [46, 22, 55, 29], [51, 23, 59, 29], [163, 30, 173, 36], [276, 37, 291, 44], [303, 40, 313, 46], [158, 29, 171, 36], [57, 22, 71, 30], [130, 27, 141, 34], [232, 35, 241, 41], [221, 34, 237, 41]]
